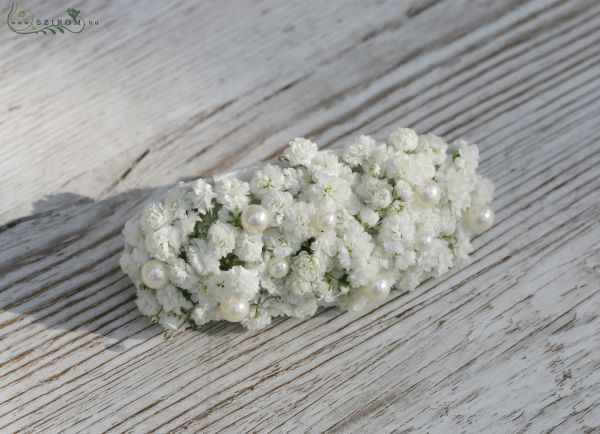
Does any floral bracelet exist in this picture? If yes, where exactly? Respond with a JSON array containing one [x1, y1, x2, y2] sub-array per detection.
[[120, 128, 494, 336]]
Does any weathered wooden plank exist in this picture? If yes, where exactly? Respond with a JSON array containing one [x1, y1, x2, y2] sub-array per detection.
[[1, 0, 599, 432]]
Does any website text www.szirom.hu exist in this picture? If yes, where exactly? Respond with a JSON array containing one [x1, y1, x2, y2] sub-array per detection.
[[17, 18, 99, 26]]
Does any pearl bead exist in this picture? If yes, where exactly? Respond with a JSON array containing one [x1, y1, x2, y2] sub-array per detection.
[[268, 256, 290, 278], [416, 233, 434, 251], [141, 259, 169, 290], [219, 298, 250, 322], [241, 204, 270, 234], [314, 210, 336, 231], [360, 276, 392, 301], [464, 205, 495, 234], [418, 181, 441, 205]]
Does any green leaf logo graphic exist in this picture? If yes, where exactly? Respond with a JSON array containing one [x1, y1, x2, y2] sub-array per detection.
[[66, 8, 80, 20]]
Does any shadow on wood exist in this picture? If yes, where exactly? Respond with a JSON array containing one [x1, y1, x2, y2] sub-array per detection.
[[0, 184, 251, 351]]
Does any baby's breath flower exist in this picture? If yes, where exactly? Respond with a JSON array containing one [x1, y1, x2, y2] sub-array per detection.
[[207, 222, 238, 257], [283, 138, 319, 166], [387, 127, 418, 152], [189, 179, 216, 214], [214, 176, 250, 211], [140, 202, 171, 232], [135, 289, 161, 316], [292, 252, 323, 282]]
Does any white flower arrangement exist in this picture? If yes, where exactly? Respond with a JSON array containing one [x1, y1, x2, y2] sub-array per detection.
[[120, 128, 495, 337]]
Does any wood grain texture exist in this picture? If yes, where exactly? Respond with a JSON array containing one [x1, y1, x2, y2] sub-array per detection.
[[1, 0, 600, 432]]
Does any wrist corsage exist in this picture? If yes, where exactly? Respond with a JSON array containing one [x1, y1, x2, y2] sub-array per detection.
[[120, 128, 494, 337]]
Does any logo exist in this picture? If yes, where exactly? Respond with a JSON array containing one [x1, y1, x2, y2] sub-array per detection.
[[7, 1, 98, 34]]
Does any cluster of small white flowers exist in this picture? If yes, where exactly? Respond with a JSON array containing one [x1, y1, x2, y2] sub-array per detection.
[[120, 128, 494, 335]]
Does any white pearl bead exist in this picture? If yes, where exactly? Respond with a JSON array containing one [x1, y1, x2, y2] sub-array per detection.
[[418, 181, 441, 205], [219, 298, 250, 322], [360, 276, 391, 301], [464, 205, 495, 234], [314, 210, 336, 231], [141, 259, 169, 290], [268, 256, 290, 278], [416, 233, 434, 251], [241, 204, 270, 234]]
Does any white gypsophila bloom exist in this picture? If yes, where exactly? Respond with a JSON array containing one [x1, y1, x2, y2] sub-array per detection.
[[313, 280, 336, 303], [262, 228, 294, 257], [258, 266, 277, 294], [135, 290, 161, 316], [162, 186, 191, 221], [309, 151, 343, 178], [419, 240, 454, 276], [145, 226, 181, 261], [418, 133, 448, 166], [279, 292, 319, 317], [235, 232, 264, 262], [167, 257, 198, 290], [337, 289, 369, 312], [359, 207, 380, 227], [207, 266, 260, 301], [371, 188, 392, 209], [395, 270, 423, 292], [437, 205, 458, 236], [363, 146, 388, 178], [140, 202, 171, 233], [205, 270, 228, 301], [394, 249, 417, 271], [286, 274, 314, 296], [439, 166, 474, 214], [250, 164, 285, 198], [450, 229, 474, 264], [174, 212, 199, 238], [453, 140, 479, 173], [371, 245, 392, 271], [281, 167, 307, 195], [187, 239, 221, 275], [214, 176, 250, 211], [337, 217, 373, 271], [343, 134, 375, 167], [156, 285, 193, 315], [387, 127, 419, 152], [387, 200, 407, 216], [283, 137, 319, 167], [325, 271, 350, 299], [292, 251, 324, 282], [242, 311, 273, 330], [303, 173, 352, 208], [319, 174, 353, 208], [188, 179, 216, 214], [348, 256, 380, 287], [207, 221, 238, 257], [311, 230, 338, 260], [354, 174, 379, 202], [393, 180, 413, 202], [123, 219, 144, 248], [159, 313, 185, 331], [261, 190, 294, 226], [131, 246, 149, 267], [385, 152, 435, 185], [226, 265, 260, 300], [378, 213, 415, 254], [120, 252, 141, 286], [191, 303, 216, 326], [282, 202, 319, 248]]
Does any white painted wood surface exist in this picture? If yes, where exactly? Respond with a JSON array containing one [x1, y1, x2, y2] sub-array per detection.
[[1, 0, 599, 432]]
